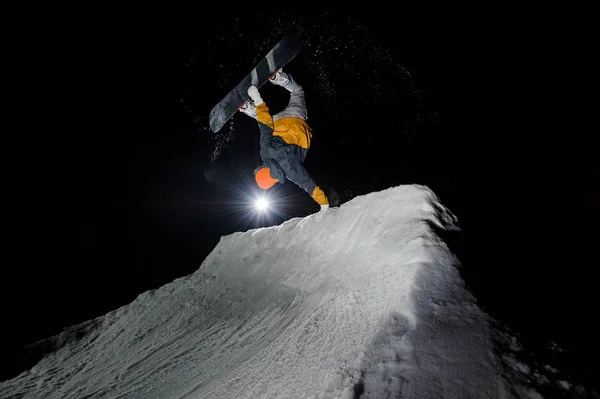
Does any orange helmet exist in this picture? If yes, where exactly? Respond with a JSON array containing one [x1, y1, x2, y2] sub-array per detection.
[[254, 166, 278, 189]]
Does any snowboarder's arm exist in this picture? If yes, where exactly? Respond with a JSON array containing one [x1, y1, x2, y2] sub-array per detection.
[[255, 103, 274, 130], [282, 160, 328, 205], [248, 86, 275, 150], [256, 103, 274, 150]]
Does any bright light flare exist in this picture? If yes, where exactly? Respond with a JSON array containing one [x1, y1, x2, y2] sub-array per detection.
[[254, 197, 269, 211]]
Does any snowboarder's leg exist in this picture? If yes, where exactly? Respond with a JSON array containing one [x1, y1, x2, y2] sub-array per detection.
[[269, 68, 292, 90], [271, 69, 308, 121]]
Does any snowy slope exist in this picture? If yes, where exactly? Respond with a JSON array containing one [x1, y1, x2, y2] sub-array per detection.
[[1, 185, 556, 398]]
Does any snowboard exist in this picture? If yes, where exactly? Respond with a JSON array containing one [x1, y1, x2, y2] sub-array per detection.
[[209, 34, 303, 133]]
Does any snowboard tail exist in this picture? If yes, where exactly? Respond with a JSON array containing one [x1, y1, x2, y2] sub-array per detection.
[[209, 35, 302, 133]]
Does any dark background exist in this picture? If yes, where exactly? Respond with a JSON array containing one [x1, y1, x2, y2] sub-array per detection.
[[3, 10, 597, 388]]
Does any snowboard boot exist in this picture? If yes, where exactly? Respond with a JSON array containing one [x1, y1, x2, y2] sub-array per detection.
[[239, 100, 257, 119], [269, 68, 292, 91]]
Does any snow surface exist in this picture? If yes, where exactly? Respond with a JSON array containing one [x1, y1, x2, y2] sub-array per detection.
[[1, 185, 593, 398]]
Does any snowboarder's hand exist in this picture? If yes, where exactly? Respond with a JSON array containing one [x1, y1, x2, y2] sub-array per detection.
[[247, 86, 264, 105]]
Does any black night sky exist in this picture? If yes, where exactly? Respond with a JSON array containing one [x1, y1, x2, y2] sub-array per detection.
[[3, 11, 598, 385]]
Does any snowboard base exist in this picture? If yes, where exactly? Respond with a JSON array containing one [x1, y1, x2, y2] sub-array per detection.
[[209, 35, 302, 133]]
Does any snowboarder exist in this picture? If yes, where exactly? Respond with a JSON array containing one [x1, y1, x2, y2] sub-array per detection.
[[239, 68, 339, 211]]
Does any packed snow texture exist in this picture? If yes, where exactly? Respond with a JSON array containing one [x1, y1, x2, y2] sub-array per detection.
[[1, 185, 589, 398]]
